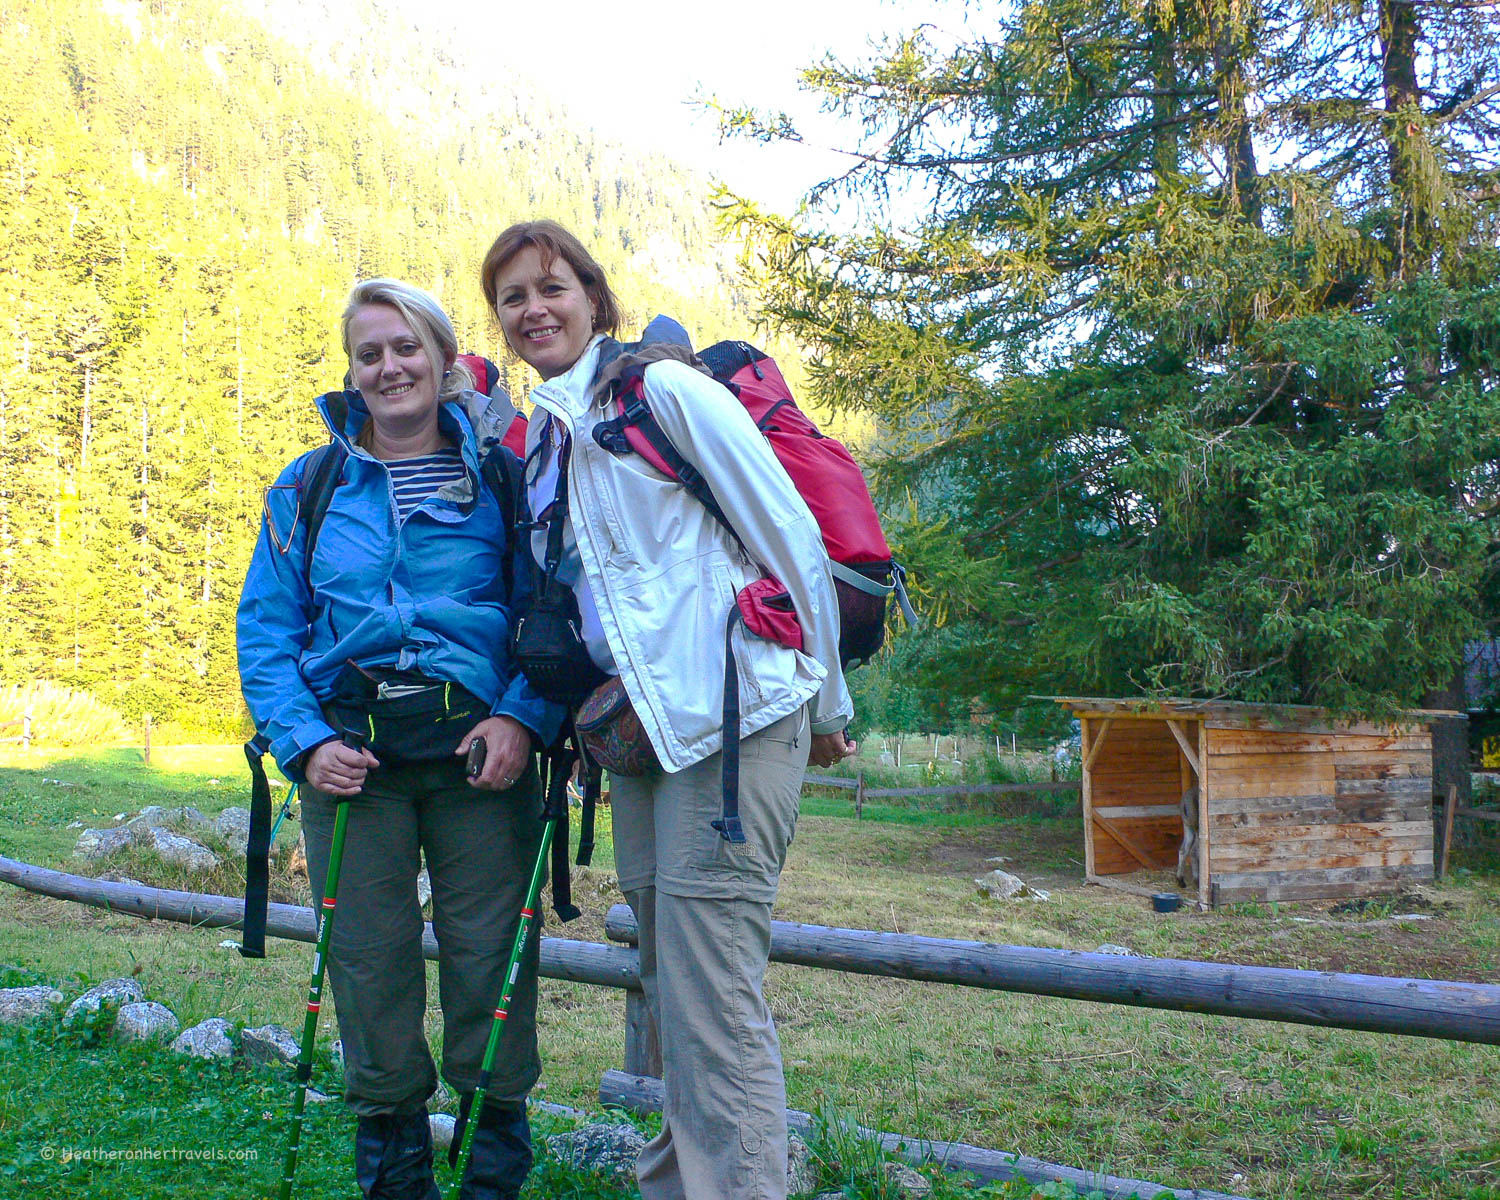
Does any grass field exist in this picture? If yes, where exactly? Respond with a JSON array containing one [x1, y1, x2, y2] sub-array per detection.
[[0, 744, 1497, 1199]]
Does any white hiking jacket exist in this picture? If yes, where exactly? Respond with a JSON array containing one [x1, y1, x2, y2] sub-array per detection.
[[525, 337, 852, 771]]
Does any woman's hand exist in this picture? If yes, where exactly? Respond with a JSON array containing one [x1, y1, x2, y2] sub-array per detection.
[[456, 715, 532, 790], [304, 739, 381, 796], [809, 729, 857, 770]]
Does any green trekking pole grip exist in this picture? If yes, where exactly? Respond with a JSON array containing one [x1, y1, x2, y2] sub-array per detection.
[[446, 807, 556, 1198], [278, 729, 366, 1200]]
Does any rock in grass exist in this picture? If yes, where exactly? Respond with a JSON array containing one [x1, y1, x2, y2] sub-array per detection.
[[882, 1161, 932, 1196], [73, 827, 135, 860], [547, 1122, 646, 1184], [0, 985, 64, 1024], [113, 1001, 180, 1044], [430, 1113, 456, 1151], [138, 827, 220, 872], [786, 1131, 816, 1196], [974, 869, 1049, 900], [215, 807, 252, 856], [172, 1018, 235, 1059], [1095, 943, 1138, 956], [126, 805, 210, 833], [242, 1023, 300, 1067], [64, 978, 145, 1024]]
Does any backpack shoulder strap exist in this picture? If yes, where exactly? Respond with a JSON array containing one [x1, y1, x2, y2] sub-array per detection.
[[298, 440, 349, 586], [479, 444, 524, 600]]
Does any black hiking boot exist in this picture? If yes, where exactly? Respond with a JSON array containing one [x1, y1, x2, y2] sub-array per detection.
[[458, 1099, 533, 1200], [355, 1108, 441, 1200]]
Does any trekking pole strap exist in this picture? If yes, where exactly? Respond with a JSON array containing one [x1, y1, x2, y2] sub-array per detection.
[[545, 746, 581, 922], [712, 610, 747, 844], [241, 734, 274, 959]]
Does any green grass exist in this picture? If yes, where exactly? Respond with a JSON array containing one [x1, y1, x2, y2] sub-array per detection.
[[1, 745, 1499, 1199]]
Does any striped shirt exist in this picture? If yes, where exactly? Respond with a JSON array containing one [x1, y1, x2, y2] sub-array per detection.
[[388, 448, 465, 522]]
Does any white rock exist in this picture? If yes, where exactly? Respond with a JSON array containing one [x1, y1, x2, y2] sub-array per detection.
[[974, 869, 1049, 900], [305, 1087, 336, 1103], [139, 827, 220, 872], [172, 1018, 235, 1059], [73, 827, 135, 860], [66, 820, 83, 829], [215, 807, 253, 856], [1095, 943, 1138, 957], [0, 985, 64, 1024], [113, 1000, 180, 1044], [883, 1161, 932, 1196], [548, 1122, 647, 1184], [786, 1131, 816, 1196], [242, 1023, 301, 1067], [127, 806, 210, 834], [64, 978, 145, 1024]]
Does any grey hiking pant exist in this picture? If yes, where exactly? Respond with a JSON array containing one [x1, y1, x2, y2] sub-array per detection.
[[611, 706, 810, 1200], [303, 756, 544, 1117]]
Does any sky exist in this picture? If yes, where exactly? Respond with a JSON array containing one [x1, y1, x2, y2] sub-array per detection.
[[396, 0, 969, 213]]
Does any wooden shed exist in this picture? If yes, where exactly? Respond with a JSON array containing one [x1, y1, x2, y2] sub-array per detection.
[[1051, 697, 1446, 908]]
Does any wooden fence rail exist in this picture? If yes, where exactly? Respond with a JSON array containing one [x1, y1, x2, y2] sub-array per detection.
[[7, 858, 1497, 1197], [0, 856, 1259, 1199]]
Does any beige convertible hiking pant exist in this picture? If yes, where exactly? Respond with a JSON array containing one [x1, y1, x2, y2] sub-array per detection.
[[611, 707, 810, 1200], [303, 756, 544, 1117]]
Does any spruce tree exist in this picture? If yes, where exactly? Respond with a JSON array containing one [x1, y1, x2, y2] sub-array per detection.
[[720, 0, 1500, 721]]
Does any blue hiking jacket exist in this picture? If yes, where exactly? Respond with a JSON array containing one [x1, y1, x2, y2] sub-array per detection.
[[237, 387, 561, 781]]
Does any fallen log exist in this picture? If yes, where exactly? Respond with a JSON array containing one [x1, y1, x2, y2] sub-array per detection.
[[599, 1070, 1251, 1200], [605, 903, 1500, 1045], [0, 856, 638, 990]]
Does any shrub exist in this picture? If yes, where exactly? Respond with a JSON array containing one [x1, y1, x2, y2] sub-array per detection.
[[0, 681, 129, 747]]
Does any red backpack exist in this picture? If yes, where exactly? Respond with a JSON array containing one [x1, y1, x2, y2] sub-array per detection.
[[592, 339, 913, 668]]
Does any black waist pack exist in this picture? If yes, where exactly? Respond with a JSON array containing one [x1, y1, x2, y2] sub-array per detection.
[[326, 664, 488, 764], [512, 436, 606, 709], [512, 582, 606, 710]]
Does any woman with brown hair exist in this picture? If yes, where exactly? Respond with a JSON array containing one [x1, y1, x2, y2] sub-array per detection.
[[482, 220, 856, 1199]]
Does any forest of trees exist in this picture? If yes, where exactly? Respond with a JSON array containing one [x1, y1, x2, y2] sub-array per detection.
[[724, 0, 1500, 732], [0, 0, 760, 735]]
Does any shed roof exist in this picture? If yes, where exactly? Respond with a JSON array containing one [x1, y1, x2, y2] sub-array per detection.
[[1041, 695, 1460, 724]]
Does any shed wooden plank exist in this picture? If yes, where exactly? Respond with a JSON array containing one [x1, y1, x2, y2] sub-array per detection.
[[1207, 751, 1342, 771], [1213, 864, 1433, 889], [1208, 791, 1429, 816], [1330, 750, 1435, 770], [1088, 804, 1181, 820], [1091, 814, 1162, 870], [1165, 720, 1202, 778], [1210, 802, 1434, 830], [1093, 785, 1190, 806], [1091, 821, 1181, 874], [1082, 718, 1113, 773], [1209, 846, 1429, 872], [1209, 773, 1337, 802], [1205, 730, 1432, 755], [1205, 716, 1432, 738], [1333, 777, 1433, 798], [1213, 873, 1433, 904], [1080, 718, 1098, 877], [1208, 820, 1433, 846], [1333, 765, 1431, 785]]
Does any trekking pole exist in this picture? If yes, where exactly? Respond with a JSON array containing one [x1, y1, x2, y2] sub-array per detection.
[[269, 782, 299, 846], [445, 760, 561, 1199], [279, 730, 365, 1200]]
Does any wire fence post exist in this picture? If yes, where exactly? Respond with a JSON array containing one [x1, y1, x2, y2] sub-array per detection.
[[21, 711, 30, 751], [855, 772, 866, 820], [143, 714, 152, 767]]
